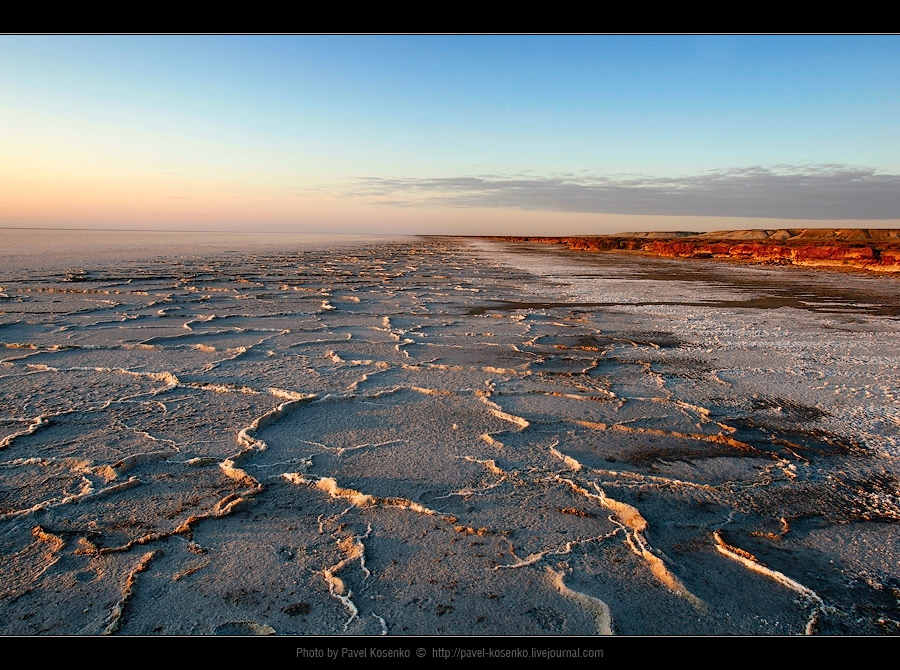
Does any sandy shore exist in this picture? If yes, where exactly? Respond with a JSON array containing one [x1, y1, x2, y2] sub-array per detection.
[[1, 235, 898, 636]]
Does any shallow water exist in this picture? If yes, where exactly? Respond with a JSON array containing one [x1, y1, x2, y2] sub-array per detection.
[[1, 232, 898, 635]]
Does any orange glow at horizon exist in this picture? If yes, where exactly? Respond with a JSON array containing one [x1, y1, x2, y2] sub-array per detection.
[[4, 161, 899, 235]]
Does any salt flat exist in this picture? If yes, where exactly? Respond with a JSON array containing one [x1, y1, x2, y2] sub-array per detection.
[[1, 233, 898, 635]]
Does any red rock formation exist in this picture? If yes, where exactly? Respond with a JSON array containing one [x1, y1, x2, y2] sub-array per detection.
[[485, 230, 900, 273]]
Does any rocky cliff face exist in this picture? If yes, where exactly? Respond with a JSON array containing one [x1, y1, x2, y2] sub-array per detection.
[[490, 230, 900, 273]]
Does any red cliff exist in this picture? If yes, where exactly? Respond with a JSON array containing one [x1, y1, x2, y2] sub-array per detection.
[[487, 230, 900, 273]]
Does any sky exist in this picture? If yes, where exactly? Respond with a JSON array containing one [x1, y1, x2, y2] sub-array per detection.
[[2, 34, 900, 235]]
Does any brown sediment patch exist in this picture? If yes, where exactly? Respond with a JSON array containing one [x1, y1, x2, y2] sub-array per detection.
[[724, 416, 865, 459], [478, 235, 900, 316], [467, 300, 606, 315], [468, 295, 900, 318], [213, 621, 275, 635], [558, 507, 595, 518], [622, 441, 762, 467]]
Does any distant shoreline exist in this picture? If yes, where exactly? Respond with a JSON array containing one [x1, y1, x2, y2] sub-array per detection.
[[473, 229, 900, 273]]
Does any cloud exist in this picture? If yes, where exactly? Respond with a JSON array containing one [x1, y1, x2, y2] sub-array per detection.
[[354, 165, 900, 220]]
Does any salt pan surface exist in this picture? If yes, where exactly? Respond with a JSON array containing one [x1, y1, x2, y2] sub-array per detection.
[[1, 232, 898, 635]]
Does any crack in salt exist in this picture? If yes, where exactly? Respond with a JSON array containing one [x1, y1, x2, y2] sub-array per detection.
[[321, 523, 373, 631], [556, 475, 704, 609], [548, 568, 615, 636], [102, 550, 158, 635], [713, 529, 827, 635]]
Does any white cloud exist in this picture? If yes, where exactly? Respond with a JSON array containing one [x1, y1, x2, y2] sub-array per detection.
[[354, 165, 900, 220]]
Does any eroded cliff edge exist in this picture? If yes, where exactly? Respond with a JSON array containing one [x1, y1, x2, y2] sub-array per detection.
[[483, 229, 900, 273]]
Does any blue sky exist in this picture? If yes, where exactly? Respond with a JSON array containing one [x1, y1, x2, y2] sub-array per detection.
[[2, 35, 899, 234]]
